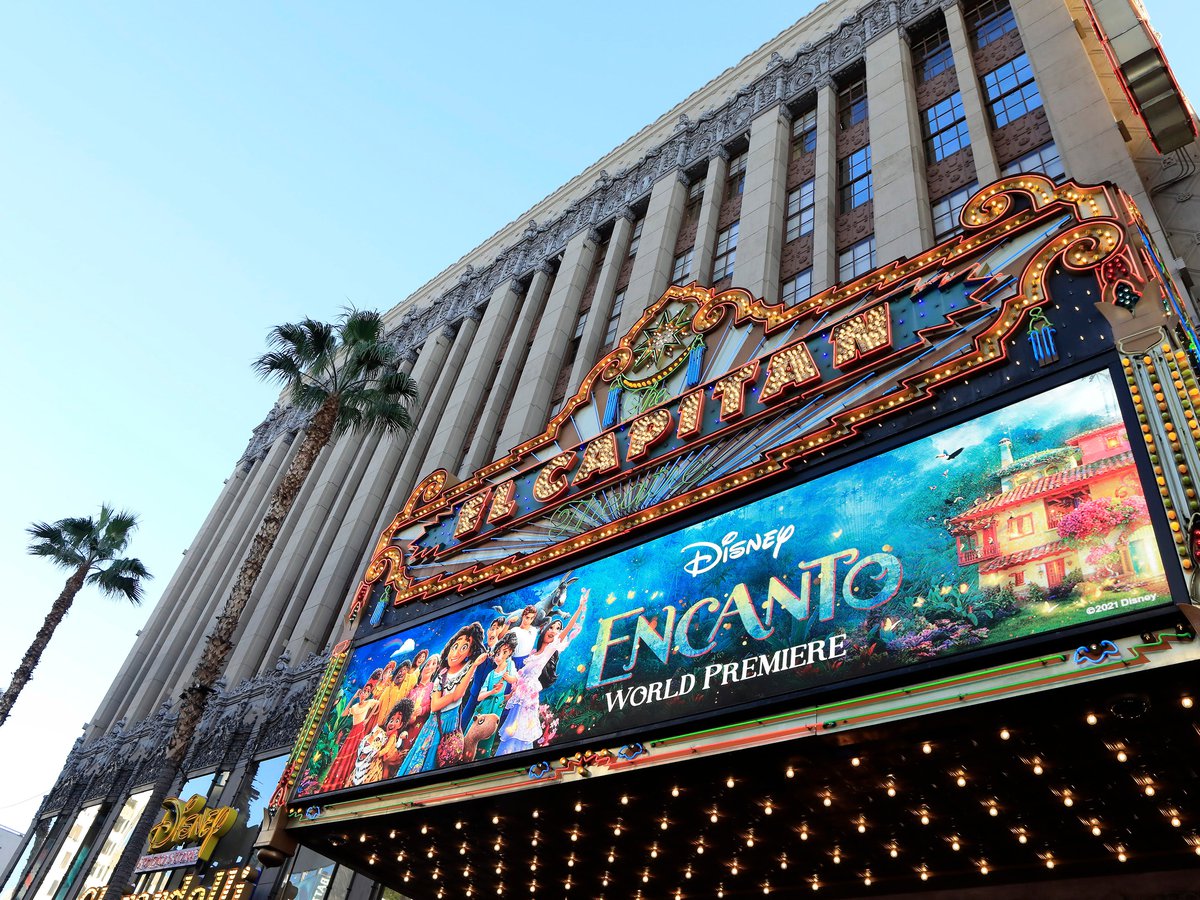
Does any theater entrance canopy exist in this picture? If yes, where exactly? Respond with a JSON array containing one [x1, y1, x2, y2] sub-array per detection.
[[257, 177, 1200, 896]]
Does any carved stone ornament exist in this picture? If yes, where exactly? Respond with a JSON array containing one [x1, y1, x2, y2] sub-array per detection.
[[236, 0, 944, 466]]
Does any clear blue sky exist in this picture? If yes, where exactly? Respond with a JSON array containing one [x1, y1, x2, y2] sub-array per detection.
[[0, 0, 1196, 833]]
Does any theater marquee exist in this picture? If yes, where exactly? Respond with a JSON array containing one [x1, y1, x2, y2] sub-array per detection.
[[270, 176, 1199, 818]]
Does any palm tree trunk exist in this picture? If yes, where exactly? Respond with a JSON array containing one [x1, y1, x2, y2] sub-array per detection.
[[0, 561, 90, 727], [106, 397, 340, 897]]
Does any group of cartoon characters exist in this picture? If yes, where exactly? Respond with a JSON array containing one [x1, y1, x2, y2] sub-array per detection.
[[310, 575, 588, 793]]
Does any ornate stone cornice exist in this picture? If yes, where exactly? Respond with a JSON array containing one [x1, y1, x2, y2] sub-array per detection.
[[237, 0, 942, 465], [39, 654, 329, 818]]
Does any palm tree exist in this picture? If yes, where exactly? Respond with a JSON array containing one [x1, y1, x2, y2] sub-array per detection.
[[107, 308, 418, 894], [0, 505, 150, 727]]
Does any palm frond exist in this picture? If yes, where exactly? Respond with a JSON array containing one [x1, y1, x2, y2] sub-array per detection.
[[252, 351, 306, 384]]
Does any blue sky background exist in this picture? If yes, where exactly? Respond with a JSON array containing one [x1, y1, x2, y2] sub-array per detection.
[[0, 0, 1195, 833]]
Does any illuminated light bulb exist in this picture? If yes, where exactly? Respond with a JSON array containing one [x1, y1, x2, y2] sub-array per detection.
[[1063, 796, 1074, 808], [717, 889, 724, 899], [607, 852, 615, 864], [1145, 785, 1156, 796], [1000, 729, 1011, 740], [492, 815, 500, 825], [747, 835, 755, 847], [780, 855, 788, 870], [812, 880, 820, 891], [727, 777, 735, 789], [1033, 763, 1044, 775], [823, 796, 832, 807], [710, 811, 719, 823], [574, 801, 582, 812], [389, 830, 397, 839], [786, 767, 795, 779], [989, 805, 999, 817], [494, 842, 501, 852], [1091, 824, 1101, 836], [621, 795, 629, 805], [1117, 849, 1128, 862], [887, 785, 896, 797], [920, 870, 929, 882], [764, 802, 773, 815], [857, 822, 866, 834], [731, 861, 739, 876], [832, 851, 841, 864], [980, 864, 989, 875], [1086, 713, 1098, 725], [1172, 816, 1182, 828], [951, 839, 961, 852], [863, 874, 872, 886], [685, 868, 692, 880], [922, 743, 932, 754], [1116, 750, 1128, 763], [920, 812, 930, 825], [762, 883, 771, 895], [613, 825, 622, 836], [956, 775, 967, 787], [1183, 697, 1194, 709], [531, 810, 539, 819], [359, 834, 367, 843], [889, 848, 898, 859], [661, 819, 669, 831], [1046, 858, 1055, 870], [1018, 833, 1028, 845], [800, 828, 809, 841], [671, 786, 680, 797], [455, 821, 463, 830], [697, 841, 705, 855], [851, 757, 861, 767]]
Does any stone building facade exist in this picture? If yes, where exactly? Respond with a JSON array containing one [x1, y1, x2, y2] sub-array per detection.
[[4, 0, 1198, 899]]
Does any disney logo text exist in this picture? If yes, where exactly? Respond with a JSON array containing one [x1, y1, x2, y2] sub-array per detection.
[[680, 526, 795, 577]]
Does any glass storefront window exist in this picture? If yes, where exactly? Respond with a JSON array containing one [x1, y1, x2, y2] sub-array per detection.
[[31, 806, 99, 900], [0, 816, 55, 900], [78, 791, 151, 891]]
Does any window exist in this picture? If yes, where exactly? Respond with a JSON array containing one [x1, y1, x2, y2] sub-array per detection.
[[931, 181, 978, 241], [922, 93, 970, 162], [672, 248, 694, 282], [713, 222, 739, 279], [1008, 513, 1035, 537], [911, 23, 954, 81], [627, 219, 644, 258], [602, 291, 626, 348], [968, 0, 1018, 49], [982, 54, 1042, 128], [685, 180, 705, 220], [572, 309, 588, 340], [838, 236, 876, 281], [838, 77, 868, 129], [782, 269, 813, 305], [786, 179, 816, 241], [792, 108, 817, 157], [1001, 141, 1065, 181], [727, 152, 747, 195], [838, 146, 873, 213]]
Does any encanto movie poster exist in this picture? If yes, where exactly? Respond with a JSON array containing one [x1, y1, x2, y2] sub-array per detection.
[[294, 370, 1171, 798]]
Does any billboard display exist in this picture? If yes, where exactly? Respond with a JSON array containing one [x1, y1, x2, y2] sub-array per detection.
[[294, 370, 1170, 798]]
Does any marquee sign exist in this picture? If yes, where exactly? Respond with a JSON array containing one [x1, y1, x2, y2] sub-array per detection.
[[351, 177, 1156, 615], [290, 371, 1170, 797], [145, 794, 238, 863]]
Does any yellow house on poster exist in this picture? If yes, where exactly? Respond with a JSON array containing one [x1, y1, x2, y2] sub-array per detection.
[[949, 423, 1163, 593]]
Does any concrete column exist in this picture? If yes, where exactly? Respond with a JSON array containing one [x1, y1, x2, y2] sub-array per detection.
[[867, 27, 933, 263], [692, 151, 730, 285], [428, 281, 524, 477], [419, 309, 491, 476], [497, 227, 600, 455], [1008, 0, 1161, 224], [383, 317, 482, 514], [124, 435, 298, 720], [223, 425, 364, 682], [88, 464, 250, 734], [734, 105, 792, 302], [462, 266, 553, 473], [159, 436, 311, 708], [812, 79, 840, 291], [568, 214, 634, 393], [943, 0, 1001, 184], [619, 171, 689, 334], [282, 327, 455, 660], [258, 426, 385, 671]]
